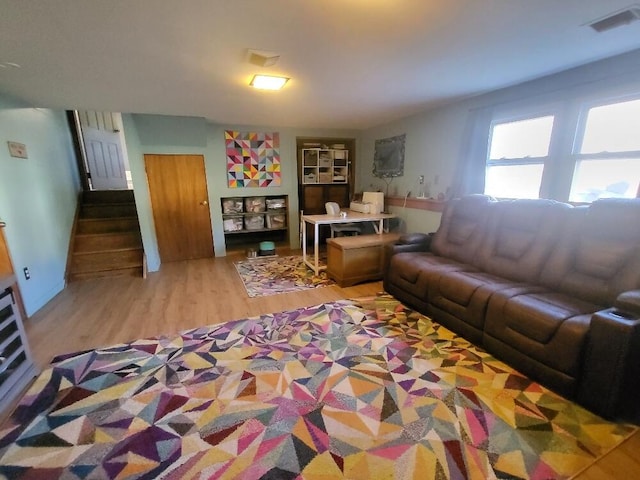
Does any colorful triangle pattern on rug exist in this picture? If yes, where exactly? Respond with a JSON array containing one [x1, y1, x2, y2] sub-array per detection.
[[234, 255, 334, 297], [0, 295, 635, 479]]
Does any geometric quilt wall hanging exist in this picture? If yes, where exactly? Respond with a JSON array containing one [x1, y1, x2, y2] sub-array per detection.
[[225, 130, 281, 188]]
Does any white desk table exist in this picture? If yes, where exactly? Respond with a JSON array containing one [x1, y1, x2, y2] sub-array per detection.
[[301, 210, 396, 275]]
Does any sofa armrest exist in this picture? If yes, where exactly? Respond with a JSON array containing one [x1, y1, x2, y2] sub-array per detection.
[[394, 232, 433, 252], [578, 308, 640, 422], [382, 233, 433, 277], [615, 290, 640, 316]]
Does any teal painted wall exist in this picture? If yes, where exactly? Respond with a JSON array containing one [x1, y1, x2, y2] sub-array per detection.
[[0, 94, 80, 316], [122, 114, 358, 271]]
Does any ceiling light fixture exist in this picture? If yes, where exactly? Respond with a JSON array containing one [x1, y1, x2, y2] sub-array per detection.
[[250, 74, 289, 90]]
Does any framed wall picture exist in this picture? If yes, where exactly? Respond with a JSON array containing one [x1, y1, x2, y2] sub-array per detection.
[[225, 131, 281, 188], [373, 134, 405, 178]]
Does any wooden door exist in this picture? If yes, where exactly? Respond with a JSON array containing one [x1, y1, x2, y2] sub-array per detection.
[[84, 127, 128, 190], [144, 154, 214, 262]]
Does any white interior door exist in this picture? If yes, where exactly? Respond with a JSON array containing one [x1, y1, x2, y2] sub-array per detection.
[[83, 127, 127, 190]]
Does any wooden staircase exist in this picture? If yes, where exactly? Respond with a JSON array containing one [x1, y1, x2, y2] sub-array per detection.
[[68, 190, 145, 281]]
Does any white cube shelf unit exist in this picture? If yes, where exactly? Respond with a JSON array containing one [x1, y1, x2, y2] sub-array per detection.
[[302, 148, 349, 184]]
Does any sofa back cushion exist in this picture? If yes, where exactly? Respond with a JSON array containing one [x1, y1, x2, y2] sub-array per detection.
[[540, 198, 640, 305], [431, 195, 495, 264], [475, 199, 572, 283]]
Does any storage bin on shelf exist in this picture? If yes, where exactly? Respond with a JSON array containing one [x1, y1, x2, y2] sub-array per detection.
[[223, 216, 244, 232], [266, 198, 286, 210], [318, 172, 332, 183], [244, 214, 265, 230], [333, 149, 347, 160], [222, 197, 244, 214], [266, 213, 286, 229], [244, 197, 266, 213]]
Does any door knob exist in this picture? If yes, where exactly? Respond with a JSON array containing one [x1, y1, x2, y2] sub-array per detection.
[[200, 200, 208, 206]]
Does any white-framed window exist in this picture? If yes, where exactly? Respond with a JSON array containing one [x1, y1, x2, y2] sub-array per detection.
[[569, 97, 640, 202], [485, 115, 555, 199]]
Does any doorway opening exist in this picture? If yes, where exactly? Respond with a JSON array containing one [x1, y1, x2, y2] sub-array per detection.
[[68, 110, 132, 191]]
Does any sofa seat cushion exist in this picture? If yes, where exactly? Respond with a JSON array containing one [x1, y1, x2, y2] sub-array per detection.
[[389, 252, 472, 285], [428, 270, 534, 335], [485, 289, 596, 378]]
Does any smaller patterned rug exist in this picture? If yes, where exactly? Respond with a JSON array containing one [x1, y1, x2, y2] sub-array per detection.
[[235, 255, 334, 297]]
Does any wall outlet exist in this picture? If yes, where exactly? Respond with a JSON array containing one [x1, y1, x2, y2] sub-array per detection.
[[23, 267, 30, 280], [418, 175, 424, 185]]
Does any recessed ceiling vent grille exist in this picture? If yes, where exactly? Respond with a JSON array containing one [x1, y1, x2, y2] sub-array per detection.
[[588, 6, 640, 32]]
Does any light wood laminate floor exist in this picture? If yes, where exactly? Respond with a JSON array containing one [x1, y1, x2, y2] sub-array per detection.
[[21, 250, 639, 479]]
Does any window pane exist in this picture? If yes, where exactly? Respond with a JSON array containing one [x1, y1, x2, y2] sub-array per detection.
[[485, 164, 543, 199], [489, 116, 554, 159], [569, 158, 640, 202], [580, 99, 640, 153]]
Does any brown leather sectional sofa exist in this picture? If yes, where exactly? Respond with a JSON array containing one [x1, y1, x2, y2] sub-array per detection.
[[384, 194, 640, 422]]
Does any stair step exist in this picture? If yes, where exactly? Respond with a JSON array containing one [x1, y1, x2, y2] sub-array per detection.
[[70, 248, 143, 274], [76, 217, 139, 234], [80, 203, 137, 219], [74, 231, 142, 253], [82, 190, 135, 204], [68, 266, 142, 282]]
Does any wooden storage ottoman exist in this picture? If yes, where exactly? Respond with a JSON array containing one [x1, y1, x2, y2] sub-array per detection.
[[326, 233, 400, 287]]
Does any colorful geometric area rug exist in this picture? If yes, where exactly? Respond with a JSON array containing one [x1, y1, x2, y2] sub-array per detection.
[[0, 295, 635, 479], [234, 255, 334, 297]]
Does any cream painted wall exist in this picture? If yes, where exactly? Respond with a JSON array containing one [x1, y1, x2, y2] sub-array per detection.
[[357, 48, 640, 235]]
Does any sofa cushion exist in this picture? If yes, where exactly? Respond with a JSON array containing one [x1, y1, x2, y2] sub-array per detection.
[[475, 199, 571, 283], [427, 270, 535, 344], [430, 194, 495, 264], [385, 251, 476, 313], [388, 252, 471, 291], [485, 289, 596, 379], [540, 199, 640, 305]]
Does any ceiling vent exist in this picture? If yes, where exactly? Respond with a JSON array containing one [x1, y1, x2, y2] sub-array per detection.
[[247, 49, 280, 67], [588, 6, 640, 32]]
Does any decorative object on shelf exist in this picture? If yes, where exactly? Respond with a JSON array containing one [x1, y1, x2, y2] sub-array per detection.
[[225, 131, 281, 188], [373, 134, 405, 178]]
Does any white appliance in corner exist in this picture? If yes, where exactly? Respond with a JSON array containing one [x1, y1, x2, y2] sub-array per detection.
[[362, 191, 384, 214]]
